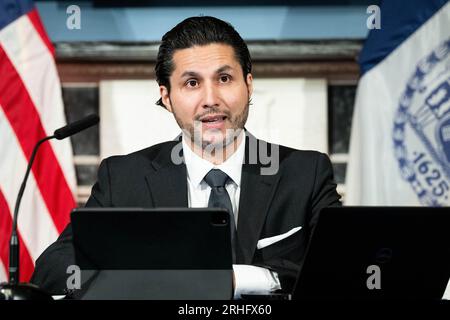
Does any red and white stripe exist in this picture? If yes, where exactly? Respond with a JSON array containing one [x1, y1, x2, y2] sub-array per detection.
[[0, 9, 76, 282]]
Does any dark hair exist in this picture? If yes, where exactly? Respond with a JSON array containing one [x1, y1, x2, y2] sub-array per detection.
[[155, 16, 252, 108]]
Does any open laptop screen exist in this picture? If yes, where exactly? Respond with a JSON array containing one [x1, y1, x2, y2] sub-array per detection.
[[293, 206, 450, 300], [70, 207, 233, 299]]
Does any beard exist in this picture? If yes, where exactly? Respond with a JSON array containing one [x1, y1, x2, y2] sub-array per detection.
[[172, 100, 250, 150]]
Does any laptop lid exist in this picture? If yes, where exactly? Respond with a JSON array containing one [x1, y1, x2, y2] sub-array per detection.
[[70, 207, 233, 300], [293, 206, 450, 300]]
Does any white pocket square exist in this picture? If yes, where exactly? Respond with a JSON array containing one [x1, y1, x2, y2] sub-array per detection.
[[257, 226, 302, 250]]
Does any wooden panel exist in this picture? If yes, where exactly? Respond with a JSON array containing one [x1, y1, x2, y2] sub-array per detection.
[[55, 40, 361, 82], [57, 60, 359, 82]]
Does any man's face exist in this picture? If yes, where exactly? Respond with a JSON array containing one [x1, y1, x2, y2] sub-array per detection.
[[160, 43, 253, 149]]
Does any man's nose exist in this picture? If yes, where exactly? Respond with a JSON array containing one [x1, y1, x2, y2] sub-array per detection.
[[202, 83, 220, 108]]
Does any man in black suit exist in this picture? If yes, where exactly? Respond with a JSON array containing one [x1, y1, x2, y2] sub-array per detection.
[[31, 16, 341, 298]]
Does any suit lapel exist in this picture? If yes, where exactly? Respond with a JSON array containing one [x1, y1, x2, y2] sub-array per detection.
[[144, 141, 188, 207], [237, 134, 281, 264]]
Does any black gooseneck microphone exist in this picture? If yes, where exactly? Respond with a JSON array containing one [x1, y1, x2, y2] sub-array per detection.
[[0, 114, 99, 300], [53, 114, 100, 140]]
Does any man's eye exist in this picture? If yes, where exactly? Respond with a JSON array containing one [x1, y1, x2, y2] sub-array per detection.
[[186, 80, 198, 87], [219, 75, 231, 83]]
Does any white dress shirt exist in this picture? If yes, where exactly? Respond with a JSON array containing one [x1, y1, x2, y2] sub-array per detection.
[[182, 132, 281, 299]]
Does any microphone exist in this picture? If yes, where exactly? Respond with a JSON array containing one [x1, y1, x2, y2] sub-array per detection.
[[0, 114, 99, 300], [54, 114, 99, 140]]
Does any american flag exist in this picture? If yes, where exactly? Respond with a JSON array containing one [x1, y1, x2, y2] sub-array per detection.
[[0, 0, 77, 283]]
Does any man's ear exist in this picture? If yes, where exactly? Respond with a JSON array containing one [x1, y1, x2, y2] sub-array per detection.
[[160, 86, 172, 112], [246, 73, 253, 98]]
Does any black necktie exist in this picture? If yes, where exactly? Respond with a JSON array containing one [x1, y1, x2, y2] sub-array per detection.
[[203, 169, 237, 263]]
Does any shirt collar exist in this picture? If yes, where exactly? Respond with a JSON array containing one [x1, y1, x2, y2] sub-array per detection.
[[182, 131, 246, 188]]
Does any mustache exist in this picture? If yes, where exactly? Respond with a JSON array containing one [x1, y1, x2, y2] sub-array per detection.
[[194, 108, 231, 121]]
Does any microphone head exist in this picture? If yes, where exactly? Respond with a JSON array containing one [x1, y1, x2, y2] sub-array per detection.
[[54, 114, 99, 140]]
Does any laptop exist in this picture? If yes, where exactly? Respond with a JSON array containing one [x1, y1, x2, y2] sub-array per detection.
[[70, 207, 233, 300], [293, 206, 450, 300]]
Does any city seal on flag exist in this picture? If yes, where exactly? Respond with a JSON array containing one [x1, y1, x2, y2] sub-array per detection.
[[393, 38, 450, 206]]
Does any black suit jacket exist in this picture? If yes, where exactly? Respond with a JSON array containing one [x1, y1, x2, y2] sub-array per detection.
[[31, 133, 341, 295]]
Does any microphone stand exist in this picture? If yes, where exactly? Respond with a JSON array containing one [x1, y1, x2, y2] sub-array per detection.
[[0, 114, 99, 300], [0, 136, 55, 300]]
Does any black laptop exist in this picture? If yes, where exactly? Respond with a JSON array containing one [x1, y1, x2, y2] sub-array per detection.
[[293, 206, 450, 300], [70, 208, 233, 300]]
